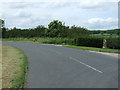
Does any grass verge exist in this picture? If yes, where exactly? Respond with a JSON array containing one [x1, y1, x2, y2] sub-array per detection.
[[2, 44, 28, 88], [64, 45, 120, 53]]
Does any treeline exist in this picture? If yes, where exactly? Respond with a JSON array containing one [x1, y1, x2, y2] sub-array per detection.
[[90, 29, 120, 35], [2, 20, 89, 38], [2, 20, 119, 38]]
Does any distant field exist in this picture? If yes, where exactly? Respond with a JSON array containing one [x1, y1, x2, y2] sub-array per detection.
[[90, 34, 118, 38], [2, 45, 28, 88]]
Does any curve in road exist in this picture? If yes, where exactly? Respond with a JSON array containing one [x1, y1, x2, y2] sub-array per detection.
[[2, 41, 118, 88]]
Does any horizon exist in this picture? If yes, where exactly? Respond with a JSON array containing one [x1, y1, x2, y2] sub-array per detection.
[[2, 21, 119, 31]]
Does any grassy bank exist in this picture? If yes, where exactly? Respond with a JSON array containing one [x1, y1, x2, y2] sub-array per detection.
[[2, 44, 28, 88], [64, 45, 120, 53]]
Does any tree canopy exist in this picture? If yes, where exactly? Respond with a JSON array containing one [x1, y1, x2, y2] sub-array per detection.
[[2, 20, 90, 38]]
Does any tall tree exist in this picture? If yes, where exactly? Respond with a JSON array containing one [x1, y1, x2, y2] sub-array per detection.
[[47, 20, 63, 37]]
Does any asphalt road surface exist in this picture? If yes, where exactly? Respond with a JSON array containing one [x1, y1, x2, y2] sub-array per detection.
[[2, 41, 118, 88]]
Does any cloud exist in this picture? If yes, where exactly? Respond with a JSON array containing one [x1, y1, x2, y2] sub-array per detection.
[[1, 2, 71, 11], [1, 0, 118, 9], [0, 1, 117, 30], [77, 0, 102, 9], [1, 0, 119, 2], [84, 18, 118, 30], [0, 2, 6, 19], [6, 14, 54, 29], [76, 0, 118, 10], [8, 2, 28, 8], [14, 9, 31, 18]]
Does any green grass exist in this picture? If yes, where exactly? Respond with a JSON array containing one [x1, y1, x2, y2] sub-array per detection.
[[64, 45, 120, 53], [10, 47, 28, 88], [3, 37, 74, 45]]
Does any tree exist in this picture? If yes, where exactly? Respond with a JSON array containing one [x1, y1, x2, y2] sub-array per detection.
[[47, 20, 63, 37], [34, 25, 46, 37], [2, 27, 6, 38], [69, 25, 89, 38]]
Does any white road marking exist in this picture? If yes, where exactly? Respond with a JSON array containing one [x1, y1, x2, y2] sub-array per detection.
[[69, 57, 103, 73]]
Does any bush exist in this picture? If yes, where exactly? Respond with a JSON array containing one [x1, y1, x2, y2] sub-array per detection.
[[106, 37, 120, 49], [75, 37, 103, 48]]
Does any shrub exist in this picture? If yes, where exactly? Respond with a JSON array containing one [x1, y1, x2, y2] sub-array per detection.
[[75, 37, 103, 48], [106, 37, 120, 49]]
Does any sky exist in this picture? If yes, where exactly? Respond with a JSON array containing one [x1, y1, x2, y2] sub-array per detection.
[[0, 0, 119, 30]]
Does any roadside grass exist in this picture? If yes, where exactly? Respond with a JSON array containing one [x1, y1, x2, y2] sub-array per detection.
[[64, 45, 120, 53], [2, 44, 28, 88], [3, 37, 74, 45]]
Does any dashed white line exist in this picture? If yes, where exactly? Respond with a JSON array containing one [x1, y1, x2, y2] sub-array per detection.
[[69, 57, 103, 73]]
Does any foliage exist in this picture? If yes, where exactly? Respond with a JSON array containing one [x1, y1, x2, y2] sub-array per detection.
[[90, 29, 120, 35], [75, 37, 103, 48], [1, 27, 7, 38], [106, 37, 120, 49], [68, 25, 89, 38], [2, 20, 89, 38]]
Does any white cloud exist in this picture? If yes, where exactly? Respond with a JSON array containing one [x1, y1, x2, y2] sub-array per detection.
[[84, 18, 118, 30], [0, 2, 5, 19], [9, 2, 29, 8], [6, 13, 53, 29], [78, 0, 102, 9], [76, 0, 118, 9], [0, 1, 117, 30], [1, 0, 119, 2], [0, 0, 118, 9], [14, 9, 31, 18], [0, 0, 118, 10]]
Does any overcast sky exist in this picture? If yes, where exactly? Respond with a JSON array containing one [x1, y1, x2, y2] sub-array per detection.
[[0, 0, 118, 30]]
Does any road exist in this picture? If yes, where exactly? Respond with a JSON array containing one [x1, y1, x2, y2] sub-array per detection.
[[2, 41, 118, 88]]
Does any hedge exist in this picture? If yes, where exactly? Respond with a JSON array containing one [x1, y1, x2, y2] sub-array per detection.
[[106, 37, 120, 49], [75, 36, 120, 49], [75, 37, 103, 48]]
